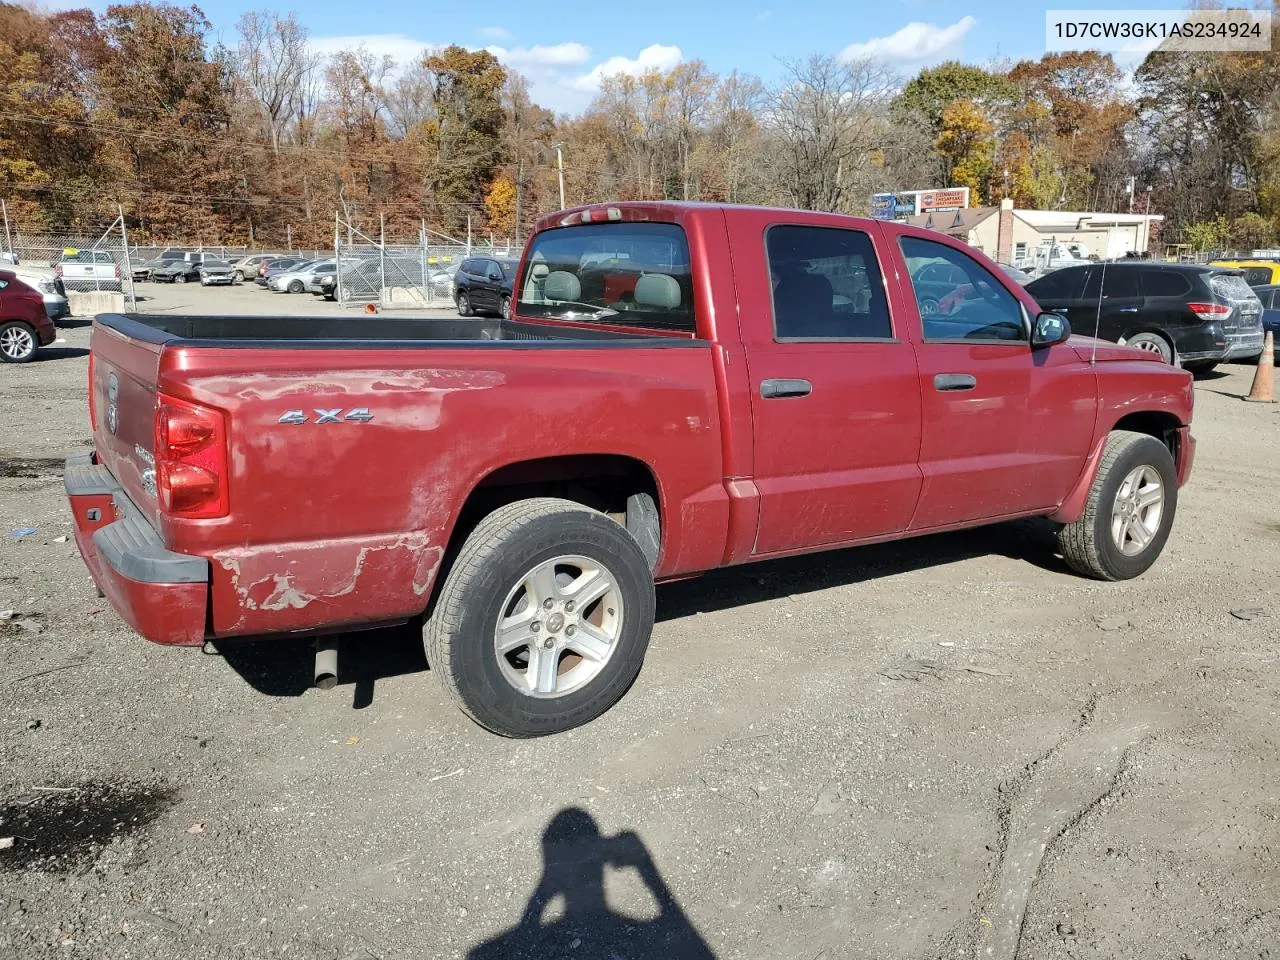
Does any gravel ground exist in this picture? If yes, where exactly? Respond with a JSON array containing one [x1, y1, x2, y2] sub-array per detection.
[[1, 302, 1279, 959]]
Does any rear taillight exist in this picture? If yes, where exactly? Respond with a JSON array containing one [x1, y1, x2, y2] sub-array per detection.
[[87, 353, 96, 431], [154, 395, 229, 518], [114, 264, 121, 279], [1187, 302, 1231, 322]]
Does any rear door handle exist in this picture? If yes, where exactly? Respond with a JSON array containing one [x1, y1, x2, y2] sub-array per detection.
[[760, 378, 812, 399], [934, 373, 977, 392]]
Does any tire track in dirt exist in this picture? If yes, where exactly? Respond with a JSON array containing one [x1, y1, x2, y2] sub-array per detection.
[[942, 696, 1171, 960]]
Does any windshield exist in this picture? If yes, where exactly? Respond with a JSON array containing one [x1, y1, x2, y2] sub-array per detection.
[[517, 222, 695, 333]]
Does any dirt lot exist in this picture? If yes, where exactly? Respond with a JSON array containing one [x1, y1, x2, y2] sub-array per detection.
[[1, 304, 1278, 959], [127, 276, 458, 318]]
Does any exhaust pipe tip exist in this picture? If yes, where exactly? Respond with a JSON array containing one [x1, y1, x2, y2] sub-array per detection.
[[314, 640, 339, 690]]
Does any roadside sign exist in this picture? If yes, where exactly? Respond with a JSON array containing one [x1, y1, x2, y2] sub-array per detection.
[[871, 194, 896, 220]]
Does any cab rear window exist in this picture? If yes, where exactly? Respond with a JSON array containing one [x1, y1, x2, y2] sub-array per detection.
[[517, 223, 694, 333]]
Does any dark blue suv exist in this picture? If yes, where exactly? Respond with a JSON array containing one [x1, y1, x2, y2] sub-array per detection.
[[455, 256, 518, 318]]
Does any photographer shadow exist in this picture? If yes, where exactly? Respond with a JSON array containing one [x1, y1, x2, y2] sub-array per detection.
[[469, 807, 715, 960]]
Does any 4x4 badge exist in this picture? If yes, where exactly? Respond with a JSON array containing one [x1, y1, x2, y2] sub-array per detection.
[[277, 408, 374, 425]]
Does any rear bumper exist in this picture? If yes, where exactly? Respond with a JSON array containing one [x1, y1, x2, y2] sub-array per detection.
[[64, 452, 208, 646], [1223, 329, 1264, 361]]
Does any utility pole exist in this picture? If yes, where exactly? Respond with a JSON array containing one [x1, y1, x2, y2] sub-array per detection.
[[554, 143, 566, 211], [286, 224, 293, 250], [515, 154, 524, 246], [466, 214, 472, 255], [1126, 175, 1135, 213], [118, 204, 134, 310], [1, 199, 13, 261]]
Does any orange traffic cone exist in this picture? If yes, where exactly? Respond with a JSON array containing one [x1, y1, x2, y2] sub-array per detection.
[[1245, 331, 1274, 403]]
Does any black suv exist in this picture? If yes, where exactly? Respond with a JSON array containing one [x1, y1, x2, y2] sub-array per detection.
[[455, 256, 518, 317], [1027, 261, 1264, 373]]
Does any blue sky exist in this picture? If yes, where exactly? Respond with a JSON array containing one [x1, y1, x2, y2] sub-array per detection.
[[44, 0, 1193, 113]]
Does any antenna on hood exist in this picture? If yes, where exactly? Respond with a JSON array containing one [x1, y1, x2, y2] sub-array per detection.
[[1091, 259, 1107, 366]]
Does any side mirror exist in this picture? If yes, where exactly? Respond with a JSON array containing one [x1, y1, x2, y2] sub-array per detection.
[[1032, 311, 1071, 348]]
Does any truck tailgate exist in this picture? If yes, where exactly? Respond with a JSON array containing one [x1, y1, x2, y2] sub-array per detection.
[[89, 321, 163, 529]]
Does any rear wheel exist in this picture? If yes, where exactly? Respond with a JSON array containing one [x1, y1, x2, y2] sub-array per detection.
[[0, 321, 37, 363], [1183, 360, 1218, 377], [1123, 331, 1173, 364], [456, 291, 473, 317], [1058, 431, 1178, 581], [425, 498, 656, 737]]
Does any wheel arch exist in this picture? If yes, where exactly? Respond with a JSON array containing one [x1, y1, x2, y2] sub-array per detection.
[[1049, 411, 1185, 524], [427, 453, 665, 617]]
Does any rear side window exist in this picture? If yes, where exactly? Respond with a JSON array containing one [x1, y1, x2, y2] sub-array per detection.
[[1141, 270, 1192, 298], [518, 222, 694, 333], [766, 224, 892, 340]]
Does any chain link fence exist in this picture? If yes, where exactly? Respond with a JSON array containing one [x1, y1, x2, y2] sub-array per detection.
[[333, 218, 515, 309]]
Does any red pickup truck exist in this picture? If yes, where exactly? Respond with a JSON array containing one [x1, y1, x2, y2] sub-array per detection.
[[66, 202, 1195, 737]]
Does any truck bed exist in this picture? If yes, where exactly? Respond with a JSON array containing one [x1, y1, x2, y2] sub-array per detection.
[[103, 313, 681, 346]]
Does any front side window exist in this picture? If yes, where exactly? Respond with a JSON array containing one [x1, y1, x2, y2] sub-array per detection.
[[900, 236, 1027, 342], [766, 224, 892, 340], [518, 222, 694, 333]]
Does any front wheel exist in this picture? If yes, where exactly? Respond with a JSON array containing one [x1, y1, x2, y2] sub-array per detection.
[[175, 273, 188, 284], [233, 270, 244, 282], [501, 294, 511, 319], [287, 279, 304, 294], [425, 498, 656, 737], [456, 291, 473, 317], [1058, 431, 1178, 581], [0, 321, 37, 363]]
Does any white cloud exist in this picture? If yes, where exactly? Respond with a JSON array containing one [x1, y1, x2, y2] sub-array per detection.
[[479, 26, 514, 41], [309, 33, 438, 69], [573, 44, 683, 92], [839, 15, 977, 63], [487, 42, 592, 70], [307, 33, 683, 115], [757, 10, 772, 22]]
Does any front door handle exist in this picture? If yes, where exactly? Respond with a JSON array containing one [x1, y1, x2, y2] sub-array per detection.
[[934, 373, 977, 391], [760, 378, 812, 399], [1118, 306, 1139, 313]]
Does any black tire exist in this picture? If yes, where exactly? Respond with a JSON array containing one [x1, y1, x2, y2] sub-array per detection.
[[0, 321, 38, 363], [1184, 360, 1218, 377], [1124, 331, 1173, 364], [1057, 430, 1178, 581], [175, 273, 188, 284], [456, 291, 473, 317], [425, 497, 656, 737], [500, 294, 511, 319], [288, 279, 304, 294], [233, 270, 244, 282]]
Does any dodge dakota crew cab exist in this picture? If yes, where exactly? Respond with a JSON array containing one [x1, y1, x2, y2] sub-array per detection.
[[66, 202, 1196, 737]]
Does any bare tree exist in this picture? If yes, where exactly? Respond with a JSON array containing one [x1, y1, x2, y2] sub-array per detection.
[[764, 55, 899, 212], [386, 57, 436, 137], [236, 10, 321, 154]]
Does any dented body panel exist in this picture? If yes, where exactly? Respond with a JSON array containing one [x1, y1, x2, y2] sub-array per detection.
[[72, 202, 1196, 648]]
